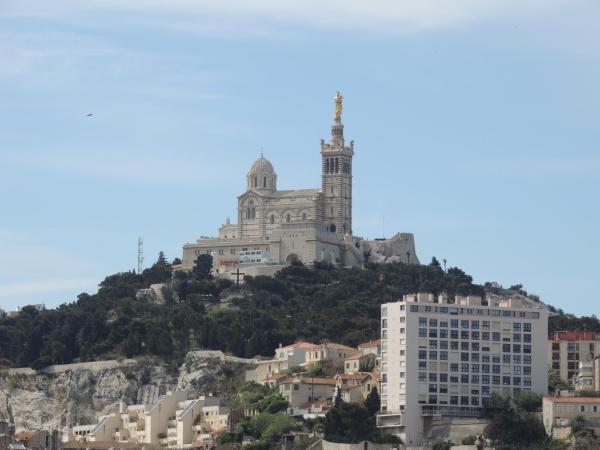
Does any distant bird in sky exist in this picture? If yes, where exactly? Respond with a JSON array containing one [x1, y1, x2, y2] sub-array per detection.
[[85, 113, 93, 117]]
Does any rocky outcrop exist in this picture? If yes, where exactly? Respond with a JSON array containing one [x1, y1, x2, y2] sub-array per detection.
[[0, 351, 255, 433]]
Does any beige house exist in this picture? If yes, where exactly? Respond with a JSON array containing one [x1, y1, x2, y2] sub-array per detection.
[[305, 343, 357, 370], [275, 342, 317, 370], [344, 352, 376, 374], [357, 339, 380, 356], [335, 373, 376, 404], [279, 376, 337, 409], [543, 396, 600, 436]]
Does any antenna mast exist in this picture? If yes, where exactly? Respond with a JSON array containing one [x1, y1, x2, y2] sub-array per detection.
[[137, 237, 144, 274]]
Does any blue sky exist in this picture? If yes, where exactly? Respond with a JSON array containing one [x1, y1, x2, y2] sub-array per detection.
[[0, 0, 599, 316]]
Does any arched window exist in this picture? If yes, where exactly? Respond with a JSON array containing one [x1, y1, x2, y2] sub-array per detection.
[[286, 214, 291, 223], [302, 212, 306, 220], [329, 224, 336, 233], [270, 215, 275, 224], [253, 176, 257, 187], [263, 177, 267, 188], [335, 158, 339, 173]]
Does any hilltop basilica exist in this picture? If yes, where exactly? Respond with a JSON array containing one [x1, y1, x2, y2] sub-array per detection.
[[181, 93, 418, 276]]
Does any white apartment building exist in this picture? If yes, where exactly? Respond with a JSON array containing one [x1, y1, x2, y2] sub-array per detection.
[[379, 293, 549, 445]]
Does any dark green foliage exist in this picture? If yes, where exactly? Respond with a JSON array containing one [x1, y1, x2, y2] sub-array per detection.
[[323, 401, 375, 443], [482, 393, 546, 447], [432, 441, 454, 450], [0, 259, 589, 369], [462, 435, 476, 445], [193, 254, 214, 281], [364, 386, 380, 415], [514, 391, 543, 412]]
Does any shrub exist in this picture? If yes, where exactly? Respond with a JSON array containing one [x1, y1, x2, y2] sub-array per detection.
[[462, 435, 476, 445]]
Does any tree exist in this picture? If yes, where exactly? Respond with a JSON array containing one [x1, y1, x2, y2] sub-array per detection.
[[515, 391, 543, 412], [324, 401, 376, 443], [193, 254, 213, 281], [364, 386, 380, 415]]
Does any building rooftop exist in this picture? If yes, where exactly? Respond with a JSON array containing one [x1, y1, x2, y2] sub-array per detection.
[[281, 377, 337, 386], [357, 339, 380, 349], [550, 331, 599, 341], [15, 431, 41, 441], [544, 396, 600, 404]]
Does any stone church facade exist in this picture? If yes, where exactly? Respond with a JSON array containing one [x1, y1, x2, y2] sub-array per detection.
[[181, 93, 418, 273]]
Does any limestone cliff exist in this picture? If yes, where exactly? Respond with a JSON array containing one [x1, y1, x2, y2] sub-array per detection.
[[0, 351, 256, 433]]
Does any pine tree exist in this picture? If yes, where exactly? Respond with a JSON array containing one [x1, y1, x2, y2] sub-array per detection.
[[364, 386, 380, 415]]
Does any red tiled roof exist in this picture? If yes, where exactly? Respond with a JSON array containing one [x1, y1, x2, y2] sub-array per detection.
[[550, 331, 598, 341], [545, 396, 600, 404], [16, 432, 40, 441], [280, 342, 318, 350], [345, 352, 366, 361], [358, 339, 380, 349], [336, 373, 371, 381]]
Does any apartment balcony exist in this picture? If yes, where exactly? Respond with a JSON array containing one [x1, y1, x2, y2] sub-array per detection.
[[167, 429, 177, 437], [421, 405, 481, 418], [376, 411, 404, 428]]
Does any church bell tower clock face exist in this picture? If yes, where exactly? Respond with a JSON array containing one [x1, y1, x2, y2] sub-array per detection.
[[321, 91, 354, 236]]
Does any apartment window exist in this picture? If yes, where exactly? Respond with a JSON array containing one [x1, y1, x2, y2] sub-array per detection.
[[471, 342, 480, 351], [419, 350, 427, 359], [513, 344, 521, 353], [513, 355, 521, 364], [440, 373, 448, 382], [482, 332, 490, 341], [493, 365, 501, 374], [552, 343, 560, 351], [429, 319, 438, 327], [440, 340, 448, 350], [419, 328, 427, 338], [440, 320, 448, 328], [492, 376, 501, 385], [471, 331, 480, 340], [513, 322, 521, 331], [524, 345, 531, 354], [461, 342, 469, 351], [461, 320, 469, 329], [492, 332, 501, 341], [461, 331, 469, 340], [419, 361, 427, 369], [419, 372, 427, 381], [524, 334, 531, 343], [429, 384, 438, 393], [593, 406, 598, 413], [523, 323, 532, 332], [471, 320, 480, 329], [429, 340, 438, 349], [461, 375, 469, 383], [503, 355, 511, 364], [440, 329, 448, 339], [429, 329, 438, 338], [450, 396, 459, 405], [419, 317, 427, 326], [524, 355, 531, 365], [429, 373, 437, 382], [461, 396, 469, 405], [482, 364, 490, 373], [429, 351, 438, 360], [482, 375, 490, 385], [580, 405, 586, 413], [492, 356, 501, 364], [461, 363, 470, 372], [513, 366, 522, 375], [482, 355, 490, 363], [503, 376, 511, 386], [472, 364, 480, 373], [482, 321, 490, 330], [451, 363, 459, 372], [513, 333, 521, 342], [472, 353, 479, 362], [523, 366, 531, 375], [451, 330, 459, 339], [451, 319, 459, 328], [451, 341, 459, 350], [440, 351, 448, 361], [461, 353, 469, 362]]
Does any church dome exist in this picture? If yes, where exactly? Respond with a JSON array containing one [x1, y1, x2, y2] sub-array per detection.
[[247, 155, 277, 192], [249, 156, 275, 175]]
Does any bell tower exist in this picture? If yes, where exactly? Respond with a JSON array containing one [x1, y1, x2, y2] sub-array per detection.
[[321, 91, 354, 235]]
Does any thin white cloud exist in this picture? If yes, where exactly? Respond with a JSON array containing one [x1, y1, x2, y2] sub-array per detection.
[[3, 0, 592, 35], [0, 278, 98, 299]]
